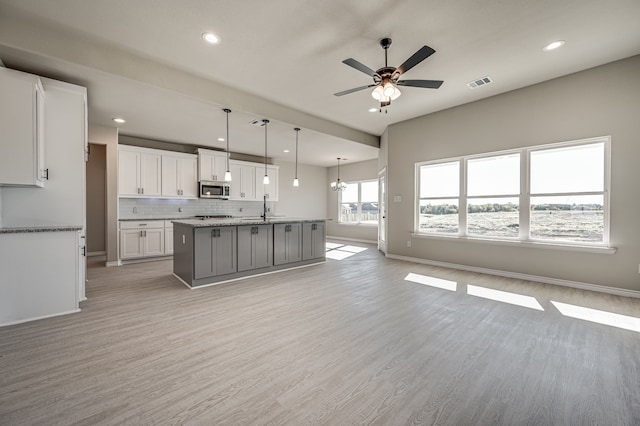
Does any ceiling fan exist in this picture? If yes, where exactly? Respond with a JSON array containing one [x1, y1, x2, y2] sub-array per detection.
[[334, 38, 443, 110]]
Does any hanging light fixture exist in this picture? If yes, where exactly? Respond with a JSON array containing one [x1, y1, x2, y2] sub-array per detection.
[[293, 127, 300, 187], [262, 119, 270, 185], [222, 108, 232, 182], [330, 157, 347, 191]]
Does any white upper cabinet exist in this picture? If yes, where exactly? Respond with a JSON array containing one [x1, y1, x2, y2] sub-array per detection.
[[0, 68, 46, 187], [162, 153, 198, 198], [255, 165, 279, 201], [198, 148, 228, 182], [118, 146, 161, 197], [229, 160, 256, 200]]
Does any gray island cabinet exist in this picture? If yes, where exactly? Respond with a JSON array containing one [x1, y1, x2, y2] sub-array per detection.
[[172, 218, 326, 288]]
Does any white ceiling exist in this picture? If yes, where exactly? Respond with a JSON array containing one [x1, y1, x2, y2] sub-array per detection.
[[1, 0, 639, 167]]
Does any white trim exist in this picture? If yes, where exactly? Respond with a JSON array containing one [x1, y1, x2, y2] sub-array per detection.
[[327, 235, 377, 245], [106, 260, 122, 267], [1, 308, 81, 328], [87, 251, 106, 257], [174, 262, 325, 290], [119, 255, 172, 265], [386, 254, 639, 299], [410, 232, 616, 254]]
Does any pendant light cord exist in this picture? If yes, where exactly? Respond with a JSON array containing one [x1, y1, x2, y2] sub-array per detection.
[[294, 128, 300, 179], [223, 108, 231, 172], [263, 119, 269, 177]]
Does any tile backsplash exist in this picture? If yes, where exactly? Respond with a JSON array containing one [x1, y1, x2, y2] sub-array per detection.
[[119, 198, 274, 220]]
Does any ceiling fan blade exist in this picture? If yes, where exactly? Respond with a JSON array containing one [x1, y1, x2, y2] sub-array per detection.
[[395, 45, 436, 76], [396, 79, 443, 89], [334, 84, 376, 96], [342, 58, 379, 77]]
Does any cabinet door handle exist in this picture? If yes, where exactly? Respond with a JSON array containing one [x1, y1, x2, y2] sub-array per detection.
[[213, 174, 217, 181], [141, 188, 144, 195], [44, 169, 49, 180], [81, 246, 86, 257]]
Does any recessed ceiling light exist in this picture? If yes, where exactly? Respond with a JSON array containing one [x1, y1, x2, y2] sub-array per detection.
[[112, 117, 126, 124], [283, 149, 290, 153], [217, 137, 225, 142], [368, 108, 377, 112], [543, 40, 565, 52], [202, 32, 221, 44]]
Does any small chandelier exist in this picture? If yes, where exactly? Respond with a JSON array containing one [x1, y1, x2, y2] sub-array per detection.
[[330, 157, 347, 191]]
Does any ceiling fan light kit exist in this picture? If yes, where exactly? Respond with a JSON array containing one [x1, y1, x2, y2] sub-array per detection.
[[335, 37, 443, 112]]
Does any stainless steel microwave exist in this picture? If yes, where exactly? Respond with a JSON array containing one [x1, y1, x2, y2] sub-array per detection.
[[199, 181, 230, 199]]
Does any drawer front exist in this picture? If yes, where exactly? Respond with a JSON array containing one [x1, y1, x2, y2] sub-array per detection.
[[119, 220, 165, 230]]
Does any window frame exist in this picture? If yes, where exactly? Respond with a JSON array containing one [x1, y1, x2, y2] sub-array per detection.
[[414, 136, 612, 249], [338, 179, 379, 226]]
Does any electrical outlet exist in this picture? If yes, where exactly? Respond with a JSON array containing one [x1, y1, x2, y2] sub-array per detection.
[[406, 240, 412, 247]]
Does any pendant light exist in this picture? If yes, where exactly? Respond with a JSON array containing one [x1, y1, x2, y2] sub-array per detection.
[[293, 127, 300, 187], [223, 108, 232, 182], [330, 157, 347, 191], [262, 119, 270, 185]]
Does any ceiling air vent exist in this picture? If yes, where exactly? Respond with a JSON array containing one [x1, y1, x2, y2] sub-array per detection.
[[466, 76, 493, 89], [249, 119, 267, 127]]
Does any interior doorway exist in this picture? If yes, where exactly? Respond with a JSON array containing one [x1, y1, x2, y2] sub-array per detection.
[[86, 143, 106, 256], [378, 167, 387, 254]]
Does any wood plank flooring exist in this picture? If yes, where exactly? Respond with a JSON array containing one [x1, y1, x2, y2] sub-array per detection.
[[1, 241, 640, 425]]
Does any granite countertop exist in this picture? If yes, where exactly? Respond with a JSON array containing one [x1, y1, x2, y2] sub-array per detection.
[[119, 217, 186, 221], [0, 225, 83, 234], [172, 217, 328, 227]]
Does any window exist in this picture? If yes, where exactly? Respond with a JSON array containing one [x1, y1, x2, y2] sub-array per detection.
[[415, 137, 610, 246], [339, 180, 379, 225], [418, 161, 459, 234], [467, 153, 520, 238]]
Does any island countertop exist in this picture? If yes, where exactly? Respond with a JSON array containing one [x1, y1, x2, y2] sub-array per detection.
[[172, 217, 328, 228]]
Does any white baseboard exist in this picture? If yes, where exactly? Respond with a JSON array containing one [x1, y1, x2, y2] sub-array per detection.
[[1, 308, 81, 328], [87, 251, 106, 257], [120, 256, 172, 265], [327, 235, 377, 245], [105, 260, 122, 267], [386, 253, 640, 299]]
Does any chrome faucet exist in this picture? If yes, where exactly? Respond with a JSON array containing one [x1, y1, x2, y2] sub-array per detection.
[[261, 195, 267, 221]]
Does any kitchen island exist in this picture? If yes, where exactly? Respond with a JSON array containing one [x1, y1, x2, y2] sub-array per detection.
[[172, 218, 326, 288]]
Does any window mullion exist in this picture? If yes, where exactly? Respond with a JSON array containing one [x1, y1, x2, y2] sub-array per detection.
[[520, 149, 530, 241], [459, 159, 467, 237]]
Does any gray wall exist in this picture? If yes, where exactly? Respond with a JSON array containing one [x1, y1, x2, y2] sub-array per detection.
[[274, 160, 328, 219], [86, 143, 106, 253], [327, 159, 380, 242], [386, 55, 640, 291]]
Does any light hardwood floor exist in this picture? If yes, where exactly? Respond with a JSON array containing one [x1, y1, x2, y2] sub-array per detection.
[[1, 242, 640, 425]]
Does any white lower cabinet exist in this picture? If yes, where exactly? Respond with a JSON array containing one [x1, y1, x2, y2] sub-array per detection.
[[119, 220, 165, 259], [164, 221, 174, 255]]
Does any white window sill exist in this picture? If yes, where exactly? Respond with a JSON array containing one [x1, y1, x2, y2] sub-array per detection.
[[410, 232, 616, 254]]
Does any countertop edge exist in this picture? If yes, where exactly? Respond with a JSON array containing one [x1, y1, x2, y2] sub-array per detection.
[[172, 218, 328, 227], [0, 225, 83, 234]]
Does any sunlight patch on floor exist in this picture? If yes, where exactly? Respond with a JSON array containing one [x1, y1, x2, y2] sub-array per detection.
[[325, 242, 367, 261], [404, 273, 457, 291], [339, 245, 368, 253], [325, 242, 344, 249], [467, 285, 544, 311], [551, 301, 640, 333]]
